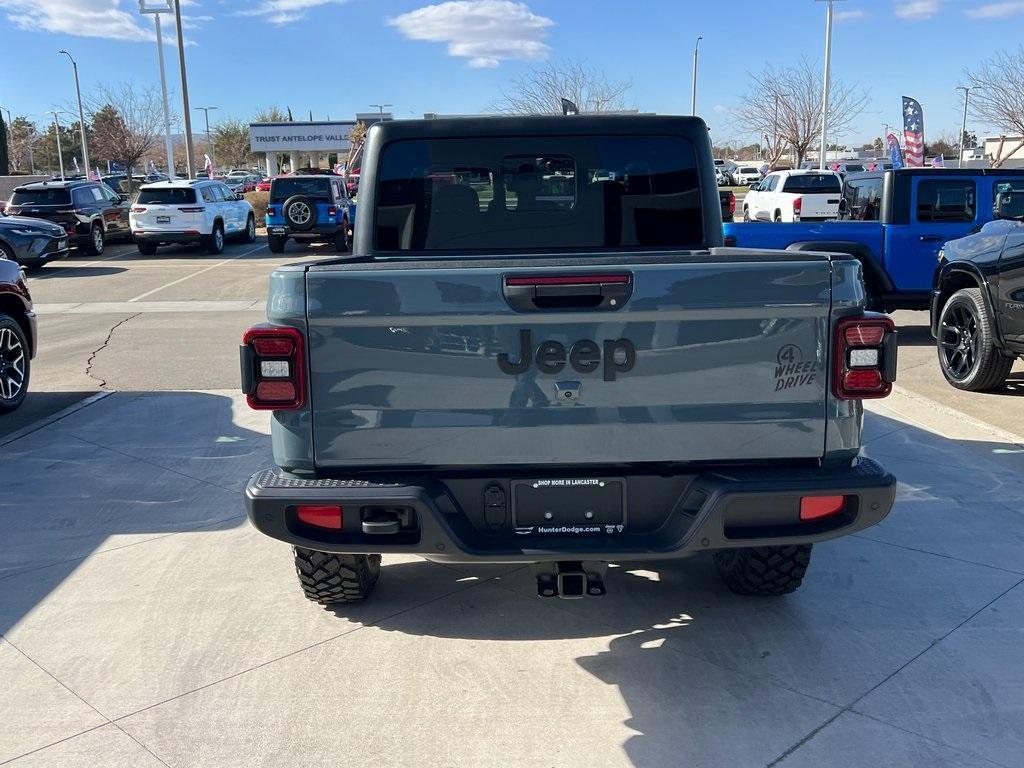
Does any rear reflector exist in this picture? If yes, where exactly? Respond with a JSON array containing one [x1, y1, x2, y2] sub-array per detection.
[[800, 495, 846, 521], [297, 505, 343, 529], [255, 380, 296, 402]]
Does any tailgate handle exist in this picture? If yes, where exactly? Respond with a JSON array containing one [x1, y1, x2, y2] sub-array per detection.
[[503, 274, 632, 312]]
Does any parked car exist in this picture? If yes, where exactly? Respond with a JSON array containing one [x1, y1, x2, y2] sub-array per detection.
[[129, 179, 256, 255], [4, 179, 132, 255], [724, 168, 1024, 311], [931, 182, 1024, 391], [255, 176, 275, 193], [265, 174, 353, 253], [241, 114, 898, 607], [720, 189, 735, 222], [732, 165, 762, 185], [227, 176, 257, 194], [743, 170, 843, 223], [0, 254, 36, 412], [713, 159, 734, 185], [0, 215, 70, 268]]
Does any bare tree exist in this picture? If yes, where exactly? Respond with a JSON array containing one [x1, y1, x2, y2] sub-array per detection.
[[213, 118, 255, 170], [494, 61, 632, 115], [736, 58, 868, 166], [346, 120, 367, 171], [965, 48, 1024, 167], [86, 83, 164, 179]]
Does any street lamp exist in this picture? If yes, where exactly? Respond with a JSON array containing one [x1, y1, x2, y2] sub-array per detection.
[[194, 105, 217, 171], [369, 104, 392, 120], [956, 86, 971, 168], [691, 36, 702, 117], [171, 0, 195, 178], [139, 0, 175, 176], [0, 106, 12, 170], [58, 50, 90, 177], [816, 0, 844, 170], [49, 111, 65, 180]]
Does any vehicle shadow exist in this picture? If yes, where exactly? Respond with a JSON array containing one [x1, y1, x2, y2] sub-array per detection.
[[0, 390, 262, 638], [26, 266, 128, 279]]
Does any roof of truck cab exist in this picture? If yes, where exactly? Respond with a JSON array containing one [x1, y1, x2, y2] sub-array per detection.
[[367, 114, 709, 140]]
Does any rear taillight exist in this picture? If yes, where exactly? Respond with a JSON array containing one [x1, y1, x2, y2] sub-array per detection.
[[792, 197, 802, 221], [241, 326, 306, 410], [833, 316, 897, 400], [327, 206, 337, 217], [179, 206, 205, 213], [132, 207, 147, 213], [728, 194, 736, 215], [266, 207, 276, 217]]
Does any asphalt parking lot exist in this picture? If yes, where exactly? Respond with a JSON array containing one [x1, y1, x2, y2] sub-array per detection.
[[2, 240, 1023, 766]]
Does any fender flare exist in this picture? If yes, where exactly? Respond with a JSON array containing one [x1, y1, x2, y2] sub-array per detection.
[[784, 240, 894, 295], [932, 261, 1005, 347]]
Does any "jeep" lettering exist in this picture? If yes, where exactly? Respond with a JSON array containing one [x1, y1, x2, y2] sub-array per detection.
[[497, 330, 636, 381]]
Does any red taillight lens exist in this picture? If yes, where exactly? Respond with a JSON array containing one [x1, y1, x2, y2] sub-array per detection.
[[132, 207, 147, 213], [729, 194, 736, 214], [833, 316, 896, 400], [267, 207, 276, 216], [243, 326, 305, 410], [296, 505, 343, 529], [793, 197, 802, 213], [327, 206, 337, 216], [800, 495, 846, 521], [179, 206, 205, 213]]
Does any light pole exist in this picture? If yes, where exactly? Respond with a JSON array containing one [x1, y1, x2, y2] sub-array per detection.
[[691, 36, 702, 117], [49, 111, 65, 180], [956, 86, 971, 168], [172, 0, 195, 178], [58, 50, 90, 177], [369, 104, 392, 120], [139, 0, 175, 176], [194, 106, 217, 171], [0, 106, 11, 170], [816, 0, 843, 170]]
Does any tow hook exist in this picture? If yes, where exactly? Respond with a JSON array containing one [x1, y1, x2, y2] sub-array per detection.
[[534, 561, 607, 599]]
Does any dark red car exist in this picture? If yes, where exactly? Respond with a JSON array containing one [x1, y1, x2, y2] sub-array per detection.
[[0, 256, 35, 412]]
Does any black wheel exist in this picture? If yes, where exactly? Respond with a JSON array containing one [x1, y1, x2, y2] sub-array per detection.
[[333, 221, 350, 252], [268, 234, 286, 254], [87, 224, 105, 256], [937, 287, 1014, 391], [293, 548, 381, 605], [203, 222, 225, 255], [714, 544, 812, 596], [283, 195, 317, 231], [0, 314, 30, 413], [0, 242, 15, 263], [137, 241, 158, 256], [243, 214, 257, 243]]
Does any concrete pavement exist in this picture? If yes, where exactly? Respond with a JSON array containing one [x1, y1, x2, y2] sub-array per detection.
[[0, 386, 1022, 767]]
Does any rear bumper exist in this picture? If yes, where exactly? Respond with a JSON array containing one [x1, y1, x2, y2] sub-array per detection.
[[266, 223, 341, 239], [133, 231, 203, 244], [245, 458, 896, 563]]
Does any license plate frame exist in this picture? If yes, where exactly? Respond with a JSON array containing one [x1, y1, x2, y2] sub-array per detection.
[[58, 238, 68, 250], [156, 215, 171, 224], [511, 478, 626, 536], [269, 226, 286, 235]]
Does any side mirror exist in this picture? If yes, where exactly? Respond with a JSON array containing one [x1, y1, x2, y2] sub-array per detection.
[[749, 183, 759, 191], [838, 198, 849, 217], [236, 193, 245, 201], [994, 192, 1024, 220]]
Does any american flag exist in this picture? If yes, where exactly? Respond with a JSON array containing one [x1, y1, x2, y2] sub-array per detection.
[[902, 96, 925, 167]]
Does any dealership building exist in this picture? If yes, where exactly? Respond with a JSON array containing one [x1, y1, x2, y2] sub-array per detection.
[[249, 113, 390, 174]]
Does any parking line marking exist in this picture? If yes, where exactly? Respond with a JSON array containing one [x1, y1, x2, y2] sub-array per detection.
[[126, 243, 267, 302]]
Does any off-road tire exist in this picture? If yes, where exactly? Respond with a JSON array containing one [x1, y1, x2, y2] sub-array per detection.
[[937, 287, 1014, 392], [283, 195, 317, 231], [137, 241, 158, 256], [268, 234, 286, 254], [87, 224, 105, 256], [714, 544, 812, 596], [293, 548, 381, 605], [0, 314, 30, 413], [203, 222, 225, 255], [243, 214, 257, 243]]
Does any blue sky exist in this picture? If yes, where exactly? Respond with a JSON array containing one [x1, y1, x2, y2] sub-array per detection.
[[1, 0, 1022, 146]]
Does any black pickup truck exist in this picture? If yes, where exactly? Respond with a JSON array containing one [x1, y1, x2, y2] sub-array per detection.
[[932, 183, 1024, 391], [242, 115, 897, 607]]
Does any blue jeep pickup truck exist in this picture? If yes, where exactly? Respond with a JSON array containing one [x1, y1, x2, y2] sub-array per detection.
[[724, 168, 1024, 311], [241, 115, 897, 607]]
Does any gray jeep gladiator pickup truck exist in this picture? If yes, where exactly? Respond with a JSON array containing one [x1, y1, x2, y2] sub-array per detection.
[[242, 115, 897, 606]]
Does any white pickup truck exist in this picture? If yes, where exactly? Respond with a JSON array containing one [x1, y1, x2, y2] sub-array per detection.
[[743, 169, 843, 223]]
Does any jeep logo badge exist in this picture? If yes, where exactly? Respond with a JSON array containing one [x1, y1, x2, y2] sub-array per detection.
[[497, 330, 636, 381]]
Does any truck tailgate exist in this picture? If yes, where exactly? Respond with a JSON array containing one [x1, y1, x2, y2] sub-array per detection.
[[305, 253, 833, 468], [799, 193, 841, 220]]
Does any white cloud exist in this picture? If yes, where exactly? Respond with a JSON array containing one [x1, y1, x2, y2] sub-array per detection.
[[966, 1, 1024, 18], [388, 0, 553, 68], [835, 9, 865, 21], [0, 0, 151, 41], [240, 0, 347, 25], [894, 0, 939, 19]]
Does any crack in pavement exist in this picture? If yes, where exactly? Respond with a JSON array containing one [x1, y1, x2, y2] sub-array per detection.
[[84, 314, 140, 389]]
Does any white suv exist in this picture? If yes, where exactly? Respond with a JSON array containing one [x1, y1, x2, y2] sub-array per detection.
[[130, 180, 256, 255]]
